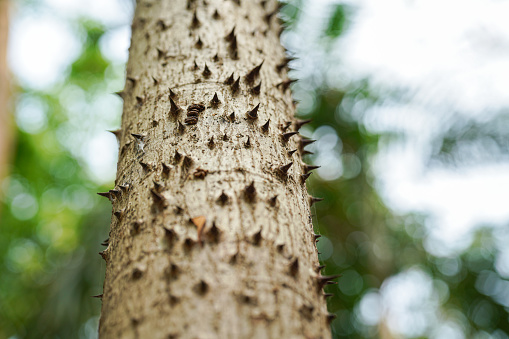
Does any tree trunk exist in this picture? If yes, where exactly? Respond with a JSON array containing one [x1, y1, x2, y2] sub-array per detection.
[[98, 0, 333, 338]]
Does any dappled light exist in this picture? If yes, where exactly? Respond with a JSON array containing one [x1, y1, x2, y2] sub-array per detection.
[[1, 0, 509, 338]]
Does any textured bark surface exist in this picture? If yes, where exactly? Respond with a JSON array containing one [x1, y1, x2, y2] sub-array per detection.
[[99, 0, 333, 338]]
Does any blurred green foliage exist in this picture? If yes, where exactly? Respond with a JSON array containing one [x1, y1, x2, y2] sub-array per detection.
[[0, 19, 116, 339]]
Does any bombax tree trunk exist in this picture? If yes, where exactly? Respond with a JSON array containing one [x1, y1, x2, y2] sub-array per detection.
[[98, 0, 336, 338]]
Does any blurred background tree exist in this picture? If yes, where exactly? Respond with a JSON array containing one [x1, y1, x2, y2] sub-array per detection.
[[1, 0, 509, 338]]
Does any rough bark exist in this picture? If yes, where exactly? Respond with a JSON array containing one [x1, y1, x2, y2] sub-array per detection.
[[99, 0, 333, 338]]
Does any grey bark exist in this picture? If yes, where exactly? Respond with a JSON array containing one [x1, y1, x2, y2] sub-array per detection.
[[98, 0, 333, 338]]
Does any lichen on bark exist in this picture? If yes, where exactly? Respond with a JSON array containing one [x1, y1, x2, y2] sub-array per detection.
[[98, 0, 333, 338]]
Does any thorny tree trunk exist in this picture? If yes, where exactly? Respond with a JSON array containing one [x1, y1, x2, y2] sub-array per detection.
[[98, 0, 336, 338]]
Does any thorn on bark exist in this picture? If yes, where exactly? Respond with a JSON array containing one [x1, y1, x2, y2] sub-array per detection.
[[114, 209, 124, 219], [261, 119, 270, 133], [244, 181, 256, 202], [132, 220, 143, 235], [289, 258, 299, 277], [207, 136, 215, 149], [101, 238, 109, 246], [191, 9, 200, 28], [202, 63, 212, 77], [92, 294, 103, 299], [97, 192, 113, 201], [194, 280, 209, 295], [170, 98, 181, 115], [295, 119, 312, 130], [218, 191, 229, 205], [281, 131, 298, 142], [314, 234, 322, 241], [245, 61, 264, 83], [288, 149, 297, 156], [252, 229, 262, 245], [99, 250, 108, 261], [324, 293, 334, 299], [174, 150, 182, 162], [195, 36, 203, 49], [316, 265, 326, 273], [207, 222, 221, 243], [211, 92, 221, 106], [151, 188, 168, 207], [280, 121, 292, 131], [225, 26, 235, 42], [151, 76, 159, 84], [303, 165, 320, 173], [327, 313, 337, 324], [178, 120, 186, 133], [164, 227, 177, 247], [244, 136, 251, 148], [317, 274, 341, 289], [212, 9, 220, 19], [162, 163, 171, 176], [222, 133, 228, 141], [301, 172, 312, 183], [310, 196, 324, 206], [193, 60, 199, 70], [250, 81, 261, 95], [114, 90, 125, 99], [277, 162, 293, 176], [277, 79, 297, 91], [300, 138, 316, 150], [231, 77, 240, 94], [132, 268, 143, 280], [246, 104, 260, 120], [182, 155, 193, 169], [213, 53, 219, 62], [229, 112, 236, 122], [269, 195, 278, 207], [225, 72, 235, 85]]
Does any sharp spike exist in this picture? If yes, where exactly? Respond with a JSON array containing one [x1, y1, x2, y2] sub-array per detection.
[[314, 234, 322, 241], [327, 313, 337, 324], [269, 195, 278, 207], [225, 72, 234, 85], [244, 136, 251, 148], [246, 104, 260, 120], [212, 9, 220, 19], [300, 138, 316, 149], [114, 90, 125, 99], [245, 61, 264, 83], [178, 121, 185, 133], [191, 9, 200, 28], [207, 136, 215, 149], [281, 121, 292, 131], [231, 77, 240, 94], [170, 98, 181, 115], [131, 133, 145, 140], [151, 76, 159, 84], [92, 294, 103, 299], [301, 172, 312, 183], [303, 165, 320, 173], [295, 119, 312, 130], [288, 149, 297, 156], [211, 92, 221, 106], [174, 150, 182, 162], [225, 27, 236, 42], [324, 293, 334, 299], [151, 188, 168, 207], [310, 196, 324, 206], [162, 163, 171, 176], [101, 238, 109, 246], [108, 129, 121, 143], [281, 131, 298, 142], [202, 63, 211, 77], [182, 155, 193, 168], [278, 162, 293, 175], [213, 53, 219, 62], [113, 209, 125, 219], [277, 79, 297, 91], [317, 274, 342, 288], [244, 181, 256, 202], [261, 119, 270, 133], [229, 112, 236, 122], [195, 36, 203, 48], [218, 191, 229, 205], [250, 81, 261, 95], [193, 60, 199, 70], [169, 88, 177, 99], [97, 192, 113, 200], [289, 258, 299, 277]]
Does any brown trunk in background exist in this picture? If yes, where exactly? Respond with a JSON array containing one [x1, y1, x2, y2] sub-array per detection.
[[98, 0, 334, 338], [0, 0, 12, 203]]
